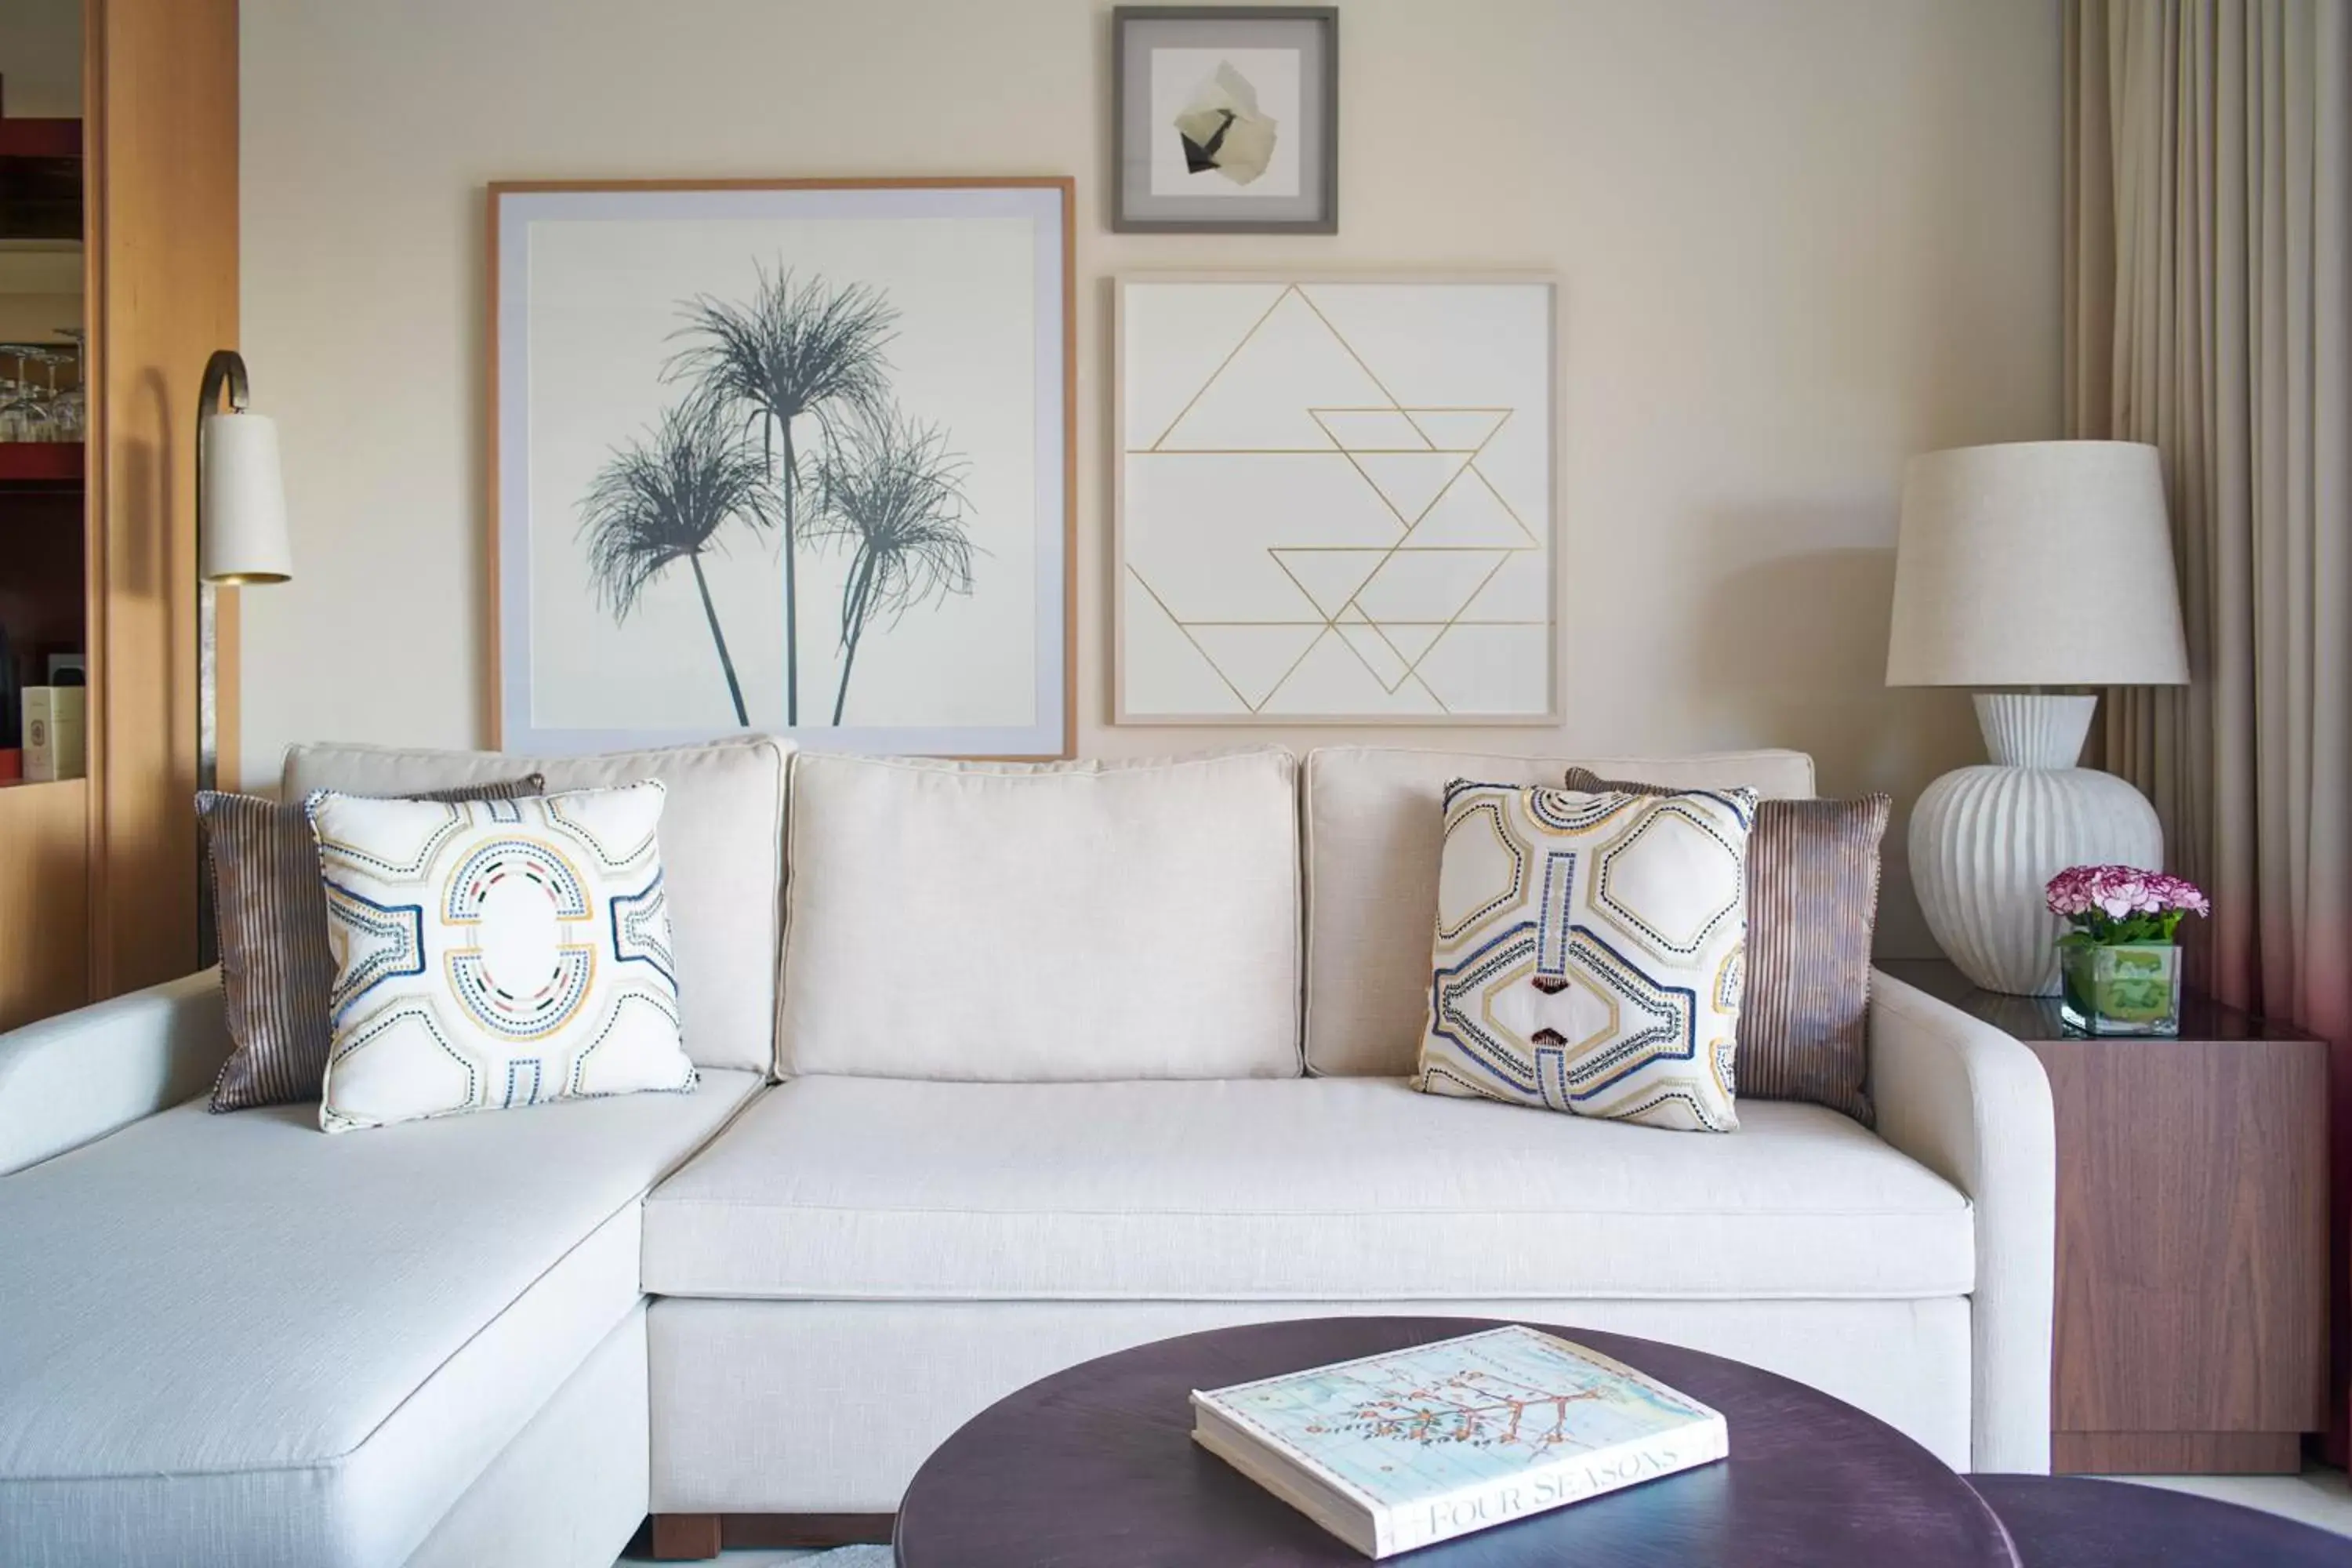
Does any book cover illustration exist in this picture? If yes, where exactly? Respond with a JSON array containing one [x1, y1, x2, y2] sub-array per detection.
[[1200, 1325, 1719, 1512]]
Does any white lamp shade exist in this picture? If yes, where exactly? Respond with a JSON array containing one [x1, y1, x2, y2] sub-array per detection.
[[200, 412, 292, 585], [1885, 440, 2187, 687]]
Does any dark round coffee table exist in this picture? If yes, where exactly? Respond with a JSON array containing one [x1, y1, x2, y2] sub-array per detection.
[[894, 1316, 2016, 1566], [1969, 1474, 2352, 1566]]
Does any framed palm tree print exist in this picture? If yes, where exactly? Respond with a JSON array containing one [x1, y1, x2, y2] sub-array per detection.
[[489, 178, 1074, 758]]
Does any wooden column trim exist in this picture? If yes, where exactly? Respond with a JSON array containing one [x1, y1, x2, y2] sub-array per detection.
[[81, 0, 240, 993]]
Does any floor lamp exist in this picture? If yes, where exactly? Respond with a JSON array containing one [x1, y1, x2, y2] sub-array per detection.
[[195, 349, 292, 969]]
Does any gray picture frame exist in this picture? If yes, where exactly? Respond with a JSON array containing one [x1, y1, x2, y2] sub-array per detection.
[[1112, 5, 1338, 234]]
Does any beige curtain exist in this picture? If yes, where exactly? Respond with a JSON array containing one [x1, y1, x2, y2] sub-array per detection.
[[2067, 0, 2350, 1026], [2064, 0, 2349, 1436]]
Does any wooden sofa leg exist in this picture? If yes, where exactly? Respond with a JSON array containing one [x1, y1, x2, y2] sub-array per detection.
[[647, 1513, 722, 1560]]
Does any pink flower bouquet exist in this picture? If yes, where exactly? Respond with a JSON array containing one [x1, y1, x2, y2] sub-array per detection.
[[2046, 865, 2207, 1034], [2045, 864, 2210, 946]]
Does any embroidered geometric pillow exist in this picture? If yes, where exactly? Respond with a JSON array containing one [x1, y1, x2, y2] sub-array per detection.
[[1417, 780, 1755, 1133], [1566, 767, 1890, 1123], [306, 781, 695, 1133], [196, 775, 546, 1113]]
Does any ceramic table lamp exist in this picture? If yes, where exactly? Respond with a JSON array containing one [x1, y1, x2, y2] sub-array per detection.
[[1886, 441, 2189, 995]]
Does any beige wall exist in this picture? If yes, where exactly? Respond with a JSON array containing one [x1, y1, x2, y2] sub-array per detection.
[[0, 0, 81, 118], [238, 0, 2061, 953]]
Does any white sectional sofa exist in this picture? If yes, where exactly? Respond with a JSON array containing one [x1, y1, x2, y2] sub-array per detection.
[[0, 740, 2056, 1567]]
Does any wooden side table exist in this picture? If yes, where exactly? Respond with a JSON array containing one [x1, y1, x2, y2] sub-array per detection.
[[1881, 960, 2328, 1474]]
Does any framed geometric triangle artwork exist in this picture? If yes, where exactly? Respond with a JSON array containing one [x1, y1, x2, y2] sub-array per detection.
[[1114, 275, 1557, 723]]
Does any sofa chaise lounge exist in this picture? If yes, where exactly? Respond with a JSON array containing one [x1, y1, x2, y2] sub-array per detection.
[[0, 739, 2056, 1567]]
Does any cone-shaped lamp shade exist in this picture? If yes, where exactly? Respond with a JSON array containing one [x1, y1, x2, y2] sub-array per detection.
[[1885, 441, 2187, 687], [200, 412, 292, 585]]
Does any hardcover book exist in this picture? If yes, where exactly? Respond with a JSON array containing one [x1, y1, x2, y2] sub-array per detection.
[[1191, 1325, 1728, 1557]]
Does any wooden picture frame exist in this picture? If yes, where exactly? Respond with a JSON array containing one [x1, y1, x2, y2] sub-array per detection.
[[486, 177, 1075, 760], [1112, 6, 1339, 234], [1113, 271, 1560, 725]]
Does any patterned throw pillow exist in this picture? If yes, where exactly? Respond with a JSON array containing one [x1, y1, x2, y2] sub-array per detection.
[[1419, 780, 1755, 1133], [197, 775, 546, 1112], [1566, 768, 1889, 1123], [307, 781, 695, 1132]]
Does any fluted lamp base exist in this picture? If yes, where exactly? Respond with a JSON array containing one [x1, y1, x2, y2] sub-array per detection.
[[1909, 693, 2163, 996]]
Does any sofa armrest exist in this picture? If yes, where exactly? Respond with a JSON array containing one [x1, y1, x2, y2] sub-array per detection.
[[1868, 966, 2056, 1474], [0, 971, 231, 1176]]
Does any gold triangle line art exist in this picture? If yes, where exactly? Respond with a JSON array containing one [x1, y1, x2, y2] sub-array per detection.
[[1265, 550, 1439, 702], [1316, 405, 1522, 638], [1350, 450, 1488, 532], [1254, 618, 1450, 715], [1331, 583, 1468, 697], [1290, 286, 1413, 421], [1127, 448, 1488, 456], [1145, 285, 1308, 453], [1307, 405, 1432, 452], [1267, 549, 1377, 624], [1261, 552, 1537, 702], [1160, 619, 1546, 626], [1461, 449, 1543, 549], [1401, 407, 1512, 449], [1249, 624, 1340, 715], [1350, 615, 1423, 696], [1387, 549, 1519, 694], [1321, 415, 1505, 558], [1386, 412, 1512, 538], [1125, 564, 1255, 713], [1326, 615, 1413, 696], [1270, 554, 1374, 695], [1269, 552, 1393, 694], [1268, 544, 1444, 702], [1335, 448, 1418, 535], [1367, 615, 1457, 711]]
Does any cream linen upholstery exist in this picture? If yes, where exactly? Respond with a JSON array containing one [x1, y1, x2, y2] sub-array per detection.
[[1869, 967, 2057, 1473], [1304, 746, 1816, 1076], [782, 750, 1301, 1079], [0, 1071, 761, 1568], [648, 1296, 1973, 1512], [643, 1076, 1970, 1301], [0, 972, 231, 1177], [283, 737, 787, 1074], [405, 1306, 651, 1568]]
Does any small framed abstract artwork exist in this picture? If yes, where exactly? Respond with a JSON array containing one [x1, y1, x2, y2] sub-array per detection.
[[1115, 274, 1558, 724], [488, 177, 1074, 759], [1112, 6, 1338, 234]]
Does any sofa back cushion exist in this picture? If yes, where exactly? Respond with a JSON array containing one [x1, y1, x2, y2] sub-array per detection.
[[281, 736, 787, 1075], [783, 749, 1301, 1080], [1304, 746, 1817, 1076]]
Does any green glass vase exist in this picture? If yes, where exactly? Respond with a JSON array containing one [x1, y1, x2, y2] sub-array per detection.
[[2058, 942, 2181, 1036]]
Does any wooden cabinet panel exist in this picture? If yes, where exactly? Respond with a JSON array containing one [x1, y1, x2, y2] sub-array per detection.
[[0, 779, 90, 1030], [2030, 1033, 2329, 1443], [1881, 959, 2330, 1474]]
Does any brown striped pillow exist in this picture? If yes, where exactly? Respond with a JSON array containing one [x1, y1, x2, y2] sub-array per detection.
[[1563, 768, 1889, 1123], [196, 775, 545, 1112]]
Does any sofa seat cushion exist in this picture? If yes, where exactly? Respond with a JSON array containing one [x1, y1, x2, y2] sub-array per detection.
[[0, 1069, 762, 1568], [642, 1076, 1972, 1303]]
